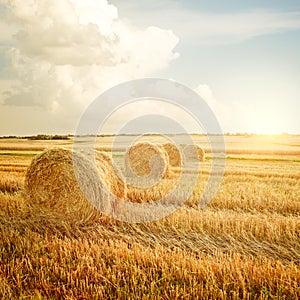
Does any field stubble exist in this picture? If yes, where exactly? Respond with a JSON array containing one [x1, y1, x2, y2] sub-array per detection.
[[0, 136, 299, 299]]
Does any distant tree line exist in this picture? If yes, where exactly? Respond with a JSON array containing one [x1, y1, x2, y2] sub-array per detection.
[[0, 132, 297, 139], [26, 134, 71, 140]]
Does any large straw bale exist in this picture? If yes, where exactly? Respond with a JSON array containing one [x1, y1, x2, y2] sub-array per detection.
[[24, 148, 125, 220]]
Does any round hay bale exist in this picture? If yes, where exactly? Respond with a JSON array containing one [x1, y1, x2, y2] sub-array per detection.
[[24, 148, 125, 221], [183, 144, 205, 162], [125, 142, 170, 179], [162, 143, 182, 167]]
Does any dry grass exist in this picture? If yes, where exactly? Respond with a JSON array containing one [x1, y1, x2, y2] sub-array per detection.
[[0, 191, 299, 299], [125, 177, 179, 203], [0, 136, 299, 299], [0, 172, 24, 194]]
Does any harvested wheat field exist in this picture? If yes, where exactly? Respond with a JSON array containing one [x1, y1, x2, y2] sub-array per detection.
[[0, 135, 300, 299]]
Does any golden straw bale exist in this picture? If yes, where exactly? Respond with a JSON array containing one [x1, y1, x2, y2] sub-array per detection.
[[162, 143, 182, 167], [125, 142, 170, 179], [123, 142, 181, 203], [183, 144, 205, 162], [24, 148, 125, 220]]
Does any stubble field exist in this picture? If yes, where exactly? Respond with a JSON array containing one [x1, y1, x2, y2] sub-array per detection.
[[0, 134, 299, 299]]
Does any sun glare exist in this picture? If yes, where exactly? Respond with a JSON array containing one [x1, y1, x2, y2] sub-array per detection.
[[250, 108, 285, 135]]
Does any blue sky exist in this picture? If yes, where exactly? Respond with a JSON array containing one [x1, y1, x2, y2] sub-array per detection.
[[0, 0, 299, 135], [175, 0, 300, 12], [110, 0, 300, 134]]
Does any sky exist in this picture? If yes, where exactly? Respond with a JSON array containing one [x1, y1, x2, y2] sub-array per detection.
[[0, 0, 299, 135]]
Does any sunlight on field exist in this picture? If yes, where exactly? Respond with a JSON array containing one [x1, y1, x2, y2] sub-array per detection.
[[0, 134, 299, 298]]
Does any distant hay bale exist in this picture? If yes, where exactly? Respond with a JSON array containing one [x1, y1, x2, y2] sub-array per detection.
[[24, 148, 125, 220], [162, 143, 182, 167], [183, 144, 205, 162], [125, 142, 170, 179]]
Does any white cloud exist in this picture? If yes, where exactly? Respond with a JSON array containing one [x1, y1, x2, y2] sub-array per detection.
[[0, 0, 179, 121], [70, 0, 118, 34], [195, 84, 216, 108], [113, 23, 179, 74]]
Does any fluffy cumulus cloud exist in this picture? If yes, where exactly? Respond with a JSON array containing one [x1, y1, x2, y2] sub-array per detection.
[[0, 0, 179, 122]]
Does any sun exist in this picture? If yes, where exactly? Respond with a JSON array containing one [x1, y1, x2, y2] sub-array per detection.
[[249, 106, 285, 135]]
